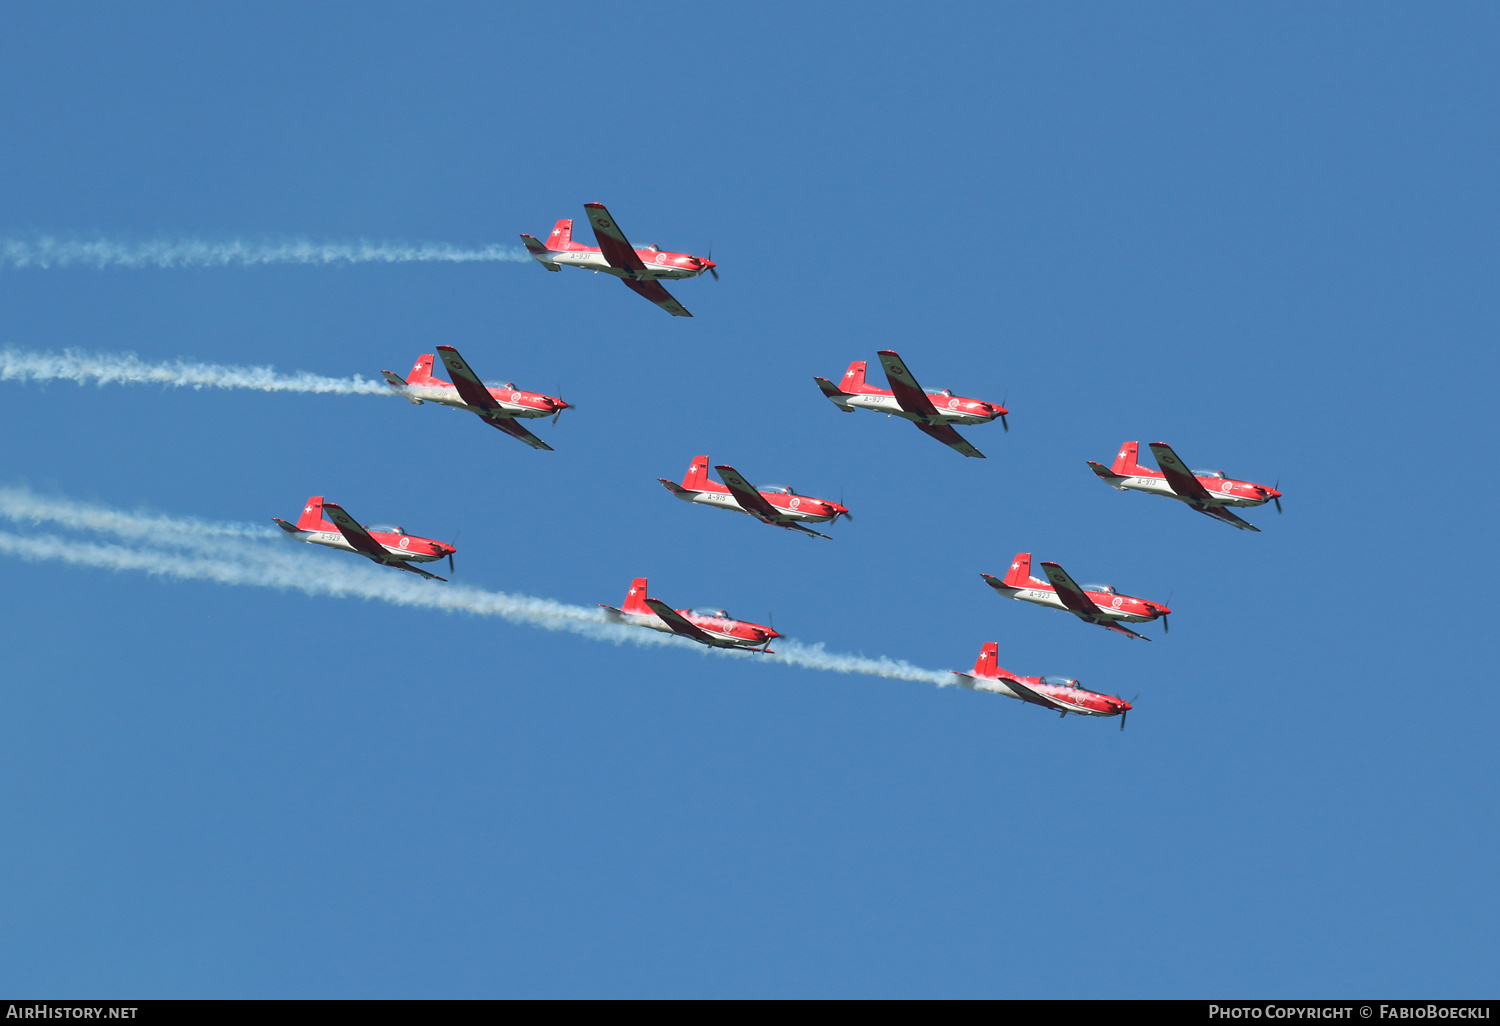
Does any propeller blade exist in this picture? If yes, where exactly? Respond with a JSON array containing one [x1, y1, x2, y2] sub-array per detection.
[[709, 266, 719, 280], [553, 408, 562, 426], [1000, 413, 1009, 433], [448, 553, 455, 574], [1162, 613, 1169, 634], [1274, 496, 1282, 514], [1119, 709, 1127, 731]]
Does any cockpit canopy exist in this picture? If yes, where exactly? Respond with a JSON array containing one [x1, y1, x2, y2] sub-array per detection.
[[645, 243, 661, 251], [689, 607, 731, 620], [933, 388, 953, 397], [1081, 583, 1116, 595], [1192, 469, 1225, 479], [757, 484, 798, 495], [1041, 675, 1081, 689], [364, 523, 406, 535], [483, 381, 519, 391]]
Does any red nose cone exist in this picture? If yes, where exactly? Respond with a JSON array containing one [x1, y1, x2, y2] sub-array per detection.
[[1118, 699, 1133, 712], [1154, 603, 1172, 616]]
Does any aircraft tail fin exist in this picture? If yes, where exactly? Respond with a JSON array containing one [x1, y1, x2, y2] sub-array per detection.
[[520, 234, 561, 271], [295, 496, 334, 531], [621, 577, 651, 615], [682, 455, 711, 490], [972, 642, 999, 679], [1111, 441, 1146, 475], [840, 360, 869, 393], [406, 354, 438, 385], [546, 219, 574, 250], [1002, 553, 1034, 588]]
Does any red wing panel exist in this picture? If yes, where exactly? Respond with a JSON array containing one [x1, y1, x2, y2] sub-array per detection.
[[876, 351, 939, 417], [621, 278, 693, 318], [711, 465, 785, 521], [1200, 505, 1260, 532], [434, 346, 500, 411], [584, 203, 648, 272], [999, 676, 1066, 711], [393, 561, 447, 582], [319, 503, 388, 559], [486, 416, 553, 451], [1038, 562, 1103, 617], [1148, 443, 1215, 502], [642, 598, 718, 645], [1103, 620, 1151, 640], [914, 421, 986, 458]]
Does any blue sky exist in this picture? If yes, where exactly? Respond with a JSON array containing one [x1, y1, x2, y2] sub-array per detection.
[[0, 3, 1495, 998]]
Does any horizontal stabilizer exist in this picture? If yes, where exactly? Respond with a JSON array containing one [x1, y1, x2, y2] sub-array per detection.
[[272, 518, 300, 534], [519, 233, 561, 271], [814, 376, 855, 410], [1087, 460, 1125, 482]]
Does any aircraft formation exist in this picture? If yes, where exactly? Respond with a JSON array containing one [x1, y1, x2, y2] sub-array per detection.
[[263, 201, 1278, 730]]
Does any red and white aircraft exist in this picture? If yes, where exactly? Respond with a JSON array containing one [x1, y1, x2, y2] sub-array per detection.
[[381, 345, 570, 451], [981, 552, 1171, 640], [1088, 441, 1282, 532], [599, 577, 779, 652], [273, 496, 455, 581], [952, 642, 1134, 729], [521, 202, 716, 318], [659, 456, 851, 539], [814, 350, 1007, 458]]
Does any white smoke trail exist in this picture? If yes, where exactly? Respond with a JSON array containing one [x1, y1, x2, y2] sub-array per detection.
[[0, 488, 954, 687], [0, 236, 531, 270], [0, 348, 393, 397], [0, 486, 278, 549]]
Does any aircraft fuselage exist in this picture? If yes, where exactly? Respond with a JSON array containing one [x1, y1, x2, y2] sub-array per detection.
[[668, 486, 842, 525], [837, 390, 1001, 427], [285, 528, 446, 563]]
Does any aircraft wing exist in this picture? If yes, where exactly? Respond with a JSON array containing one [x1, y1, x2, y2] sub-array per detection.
[[621, 277, 693, 318], [711, 465, 786, 521], [914, 421, 986, 458], [1038, 562, 1104, 617], [435, 346, 501, 411], [998, 676, 1068, 711], [1148, 442, 1216, 502], [1198, 504, 1260, 532], [393, 561, 448, 582], [876, 351, 940, 417], [584, 203, 648, 273], [484, 415, 553, 451], [641, 598, 719, 645], [319, 502, 390, 560]]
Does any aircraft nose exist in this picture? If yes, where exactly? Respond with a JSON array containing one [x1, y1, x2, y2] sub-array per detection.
[[1153, 602, 1172, 616]]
